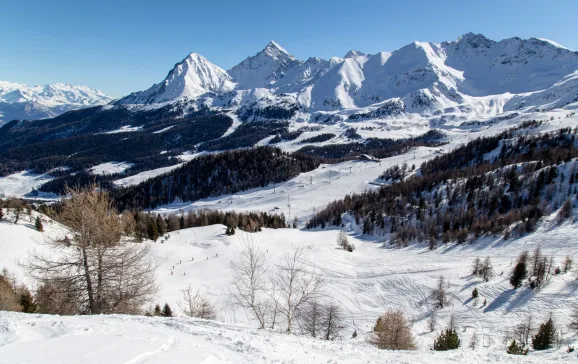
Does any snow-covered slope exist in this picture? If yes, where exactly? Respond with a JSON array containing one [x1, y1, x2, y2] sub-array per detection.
[[1, 203, 577, 362], [1, 310, 573, 363], [0, 81, 112, 123]]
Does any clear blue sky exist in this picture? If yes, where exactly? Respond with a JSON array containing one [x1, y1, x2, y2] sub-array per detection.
[[1, 0, 576, 97]]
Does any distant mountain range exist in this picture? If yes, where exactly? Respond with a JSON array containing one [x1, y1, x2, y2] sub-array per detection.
[[115, 33, 578, 118], [0, 81, 112, 124]]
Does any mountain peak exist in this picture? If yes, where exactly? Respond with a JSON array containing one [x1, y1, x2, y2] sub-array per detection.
[[117, 52, 234, 105], [261, 40, 295, 61], [344, 49, 367, 58], [454, 32, 495, 48], [227, 41, 300, 89]]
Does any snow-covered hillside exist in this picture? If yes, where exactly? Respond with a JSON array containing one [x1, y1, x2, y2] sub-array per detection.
[[1, 204, 577, 362], [1, 310, 574, 363], [0, 81, 113, 123]]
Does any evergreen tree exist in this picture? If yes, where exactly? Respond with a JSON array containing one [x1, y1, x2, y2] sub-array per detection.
[[153, 304, 162, 316], [532, 317, 557, 350], [433, 328, 461, 351], [509, 261, 527, 288], [180, 215, 185, 230], [0, 206, 3, 221], [161, 303, 173, 317], [35, 216, 43, 232], [147, 219, 159, 241], [471, 288, 478, 299], [19, 290, 37, 313], [506, 340, 528, 355]]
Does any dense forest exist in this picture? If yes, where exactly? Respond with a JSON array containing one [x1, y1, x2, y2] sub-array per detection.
[[307, 121, 578, 248], [0, 114, 232, 177], [113, 146, 320, 210]]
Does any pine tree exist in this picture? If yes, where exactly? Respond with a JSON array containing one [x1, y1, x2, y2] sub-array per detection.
[[147, 219, 159, 241], [433, 328, 461, 351], [471, 288, 478, 299], [532, 317, 557, 350], [180, 215, 185, 229], [507, 340, 528, 355], [19, 290, 36, 313], [509, 261, 527, 288], [35, 216, 43, 232], [161, 303, 173, 317], [153, 304, 162, 316], [0, 206, 3, 221]]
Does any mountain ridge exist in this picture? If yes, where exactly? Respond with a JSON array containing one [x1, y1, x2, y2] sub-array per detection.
[[114, 33, 578, 116], [0, 81, 113, 123]]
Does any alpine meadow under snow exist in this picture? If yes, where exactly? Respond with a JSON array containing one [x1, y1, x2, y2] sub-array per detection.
[[1, 32, 578, 363]]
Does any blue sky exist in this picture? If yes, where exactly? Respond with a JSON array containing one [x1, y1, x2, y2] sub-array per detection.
[[1, 0, 576, 97]]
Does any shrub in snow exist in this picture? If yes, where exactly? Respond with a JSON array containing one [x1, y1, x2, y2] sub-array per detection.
[[369, 309, 416, 350], [506, 340, 528, 355], [433, 328, 460, 351]]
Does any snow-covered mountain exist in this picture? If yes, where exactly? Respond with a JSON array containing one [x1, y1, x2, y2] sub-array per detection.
[[115, 33, 578, 120], [119, 53, 235, 105], [227, 41, 301, 90], [0, 81, 113, 123]]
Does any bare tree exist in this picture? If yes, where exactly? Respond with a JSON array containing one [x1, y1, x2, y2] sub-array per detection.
[[480, 257, 495, 282], [369, 309, 417, 350], [431, 276, 447, 309], [0, 269, 20, 311], [178, 284, 216, 319], [22, 185, 157, 315], [299, 299, 324, 338], [428, 310, 437, 332], [471, 257, 481, 276], [270, 247, 324, 333], [513, 315, 534, 346], [230, 236, 269, 328], [469, 332, 478, 350], [562, 256, 573, 273], [320, 300, 346, 340]]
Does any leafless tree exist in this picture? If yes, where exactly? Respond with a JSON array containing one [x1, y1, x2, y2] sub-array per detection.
[[0, 269, 20, 311], [320, 300, 346, 340], [428, 310, 437, 332], [35, 280, 79, 315], [178, 284, 216, 319], [469, 332, 478, 349], [270, 246, 324, 333], [480, 257, 495, 282], [471, 257, 481, 276], [22, 185, 157, 315], [570, 306, 578, 334], [513, 315, 533, 346], [369, 309, 417, 350], [336, 230, 354, 251], [230, 236, 269, 328], [299, 299, 324, 338], [562, 255, 573, 273], [431, 276, 447, 309]]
